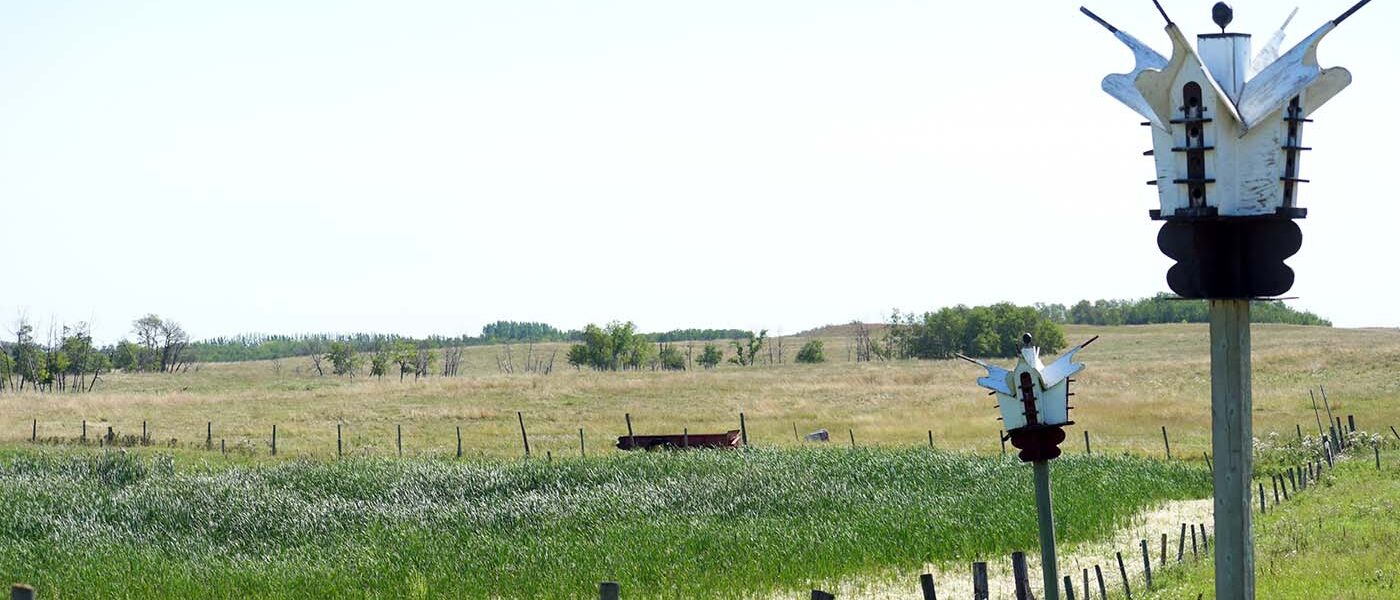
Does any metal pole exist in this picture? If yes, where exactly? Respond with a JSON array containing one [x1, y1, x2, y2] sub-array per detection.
[[1032, 460, 1060, 600], [1210, 299, 1253, 599]]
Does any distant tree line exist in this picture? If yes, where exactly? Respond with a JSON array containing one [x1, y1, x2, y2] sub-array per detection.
[[1, 318, 110, 393], [879, 304, 1067, 360], [188, 322, 757, 364], [1035, 294, 1331, 327]]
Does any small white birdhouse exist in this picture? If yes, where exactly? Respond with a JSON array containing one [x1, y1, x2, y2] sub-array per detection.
[[960, 335, 1097, 433], [1085, 1, 1369, 220]]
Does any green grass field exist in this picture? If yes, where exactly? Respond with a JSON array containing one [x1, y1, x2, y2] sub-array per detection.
[[1142, 455, 1400, 599], [0, 447, 1207, 599], [1, 323, 1398, 598]]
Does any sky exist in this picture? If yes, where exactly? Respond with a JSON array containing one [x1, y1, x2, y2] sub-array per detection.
[[2, 0, 1398, 344]]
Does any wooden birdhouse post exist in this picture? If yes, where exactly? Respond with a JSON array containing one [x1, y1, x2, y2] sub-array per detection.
[[961, 335, 1098, 600], [1081, 1, 1373, 597]]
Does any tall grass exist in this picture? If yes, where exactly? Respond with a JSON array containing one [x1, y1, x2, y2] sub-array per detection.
[[0, 447, 1207, 598]]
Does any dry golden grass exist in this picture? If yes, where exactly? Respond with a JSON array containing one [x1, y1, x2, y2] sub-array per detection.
[[2, 323, 1397, 460]]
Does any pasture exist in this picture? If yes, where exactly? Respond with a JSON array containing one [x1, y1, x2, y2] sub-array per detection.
[[2, 324, 1398, 461]]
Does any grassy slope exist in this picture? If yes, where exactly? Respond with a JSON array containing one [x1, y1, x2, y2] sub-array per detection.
[[2, 324, 1398, 462], [0, 448, 1208, 599], [1143, 456, 1400, 599]]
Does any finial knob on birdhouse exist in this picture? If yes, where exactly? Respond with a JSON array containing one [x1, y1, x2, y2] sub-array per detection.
[[1212, 2, 1233, 33], [1021, 333, 1033, 347]]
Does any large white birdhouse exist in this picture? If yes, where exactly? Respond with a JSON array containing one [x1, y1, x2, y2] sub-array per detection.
[[1085, 1, 1368, 220], [1083, 1, 1372, 299], [961, 335, 1097, 433]]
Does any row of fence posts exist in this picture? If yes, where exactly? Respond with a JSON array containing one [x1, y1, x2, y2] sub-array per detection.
[[22, 410, 1400, 463]]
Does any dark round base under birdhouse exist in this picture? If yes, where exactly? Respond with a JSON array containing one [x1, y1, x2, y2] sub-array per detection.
[[1155, 214, 1303, 299], [1008, 425, 1068, 463]]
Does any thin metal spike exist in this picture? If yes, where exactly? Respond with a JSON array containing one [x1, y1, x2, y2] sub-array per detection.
[[1152, 0, 1172, 25], [1080, 7, 1118, 33], [1334, 0, 1373, 25]]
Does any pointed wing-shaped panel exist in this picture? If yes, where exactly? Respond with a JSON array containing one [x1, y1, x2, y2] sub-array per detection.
[[1237, 22, 1350, 128]]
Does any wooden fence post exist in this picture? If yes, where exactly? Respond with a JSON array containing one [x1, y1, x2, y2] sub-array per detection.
[[11, 583, 35, 600], [397, 424, 403, 457], [337, 424, 343, 458], [31, 419, 35, 443], [1082, 569, 1090, 600], [457, 426, 463, 459], [1200, 522, 1209, 553], [1141, 539, 1152, 589], [1084, 430, 1091, 455], [1376, 444, 1382, 470], [1011, 551, 1032, 600], [1177, 523, 1186, 561], [142, 420, 148, 444], [1094, 564, 1107, 600], [82, 420, 86, 443], [1348, 414, 1356, 433], [1259, 482, 1266, 513], [1160, 532, 1167, 566], [848, 429, 856, 448], [972, 562, 989, 600], [206, 421, 212, 449], [625, 413, 635, 450], [1161, 426, 1171, 460], [919, 572, 937, 600], [579, 428, 586, 458], [1116, 551, 1132, 599], [1296, 423, 1303, 443], [519, 412, 531, 457], [1391, 425, 1400, 442], [599, 581, 619, 600], [683, 428, 689, 449], [1000, 433, 1007, 457], [220, 438, 225, 454], [271, 424, 277, 456], [928, 430, 934, 449], [1063, 575, 1076, 600], [1190, 524, 1198, 557], [1204, 453, 1212, 470], [739, 412, 748, 446]]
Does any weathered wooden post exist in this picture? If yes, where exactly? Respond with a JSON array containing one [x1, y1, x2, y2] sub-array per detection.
[[961, 334, 1098, 600], [919, 572, 937, 600], [1011, 551, 1033, 600], [338, 424, 343, 458], [206, 421, 212, 449], [739, 412, 748, 446], [1082, 2, 1374, 596], [1161, 426, 1171, 460], [1083, 430, 1091, 455], [397, 424, 403, 457], [1116, 551, 1131, 599], [579, 427, 586, 457], [518, 411, 531, 457], [598, 581, 619, 600], [30, 419, 35, 443], [1141, 539, 1152, 589], [457, 426, 463, 458], [271, 424, 277, 456], [625, 413, 636, 450]]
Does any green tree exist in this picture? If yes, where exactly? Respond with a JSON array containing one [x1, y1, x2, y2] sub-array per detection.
[[728, 330, 766, 366], [795, 339, 825, 364], [391, 341, 417, 381], [370, 350, 388, 379], [658, 345, 685, 371], [326, 342, 359, 376], [696, 344, 723, 369]]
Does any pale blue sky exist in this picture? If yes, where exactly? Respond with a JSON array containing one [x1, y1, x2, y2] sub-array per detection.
[[2, 1, 1397, 343]]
